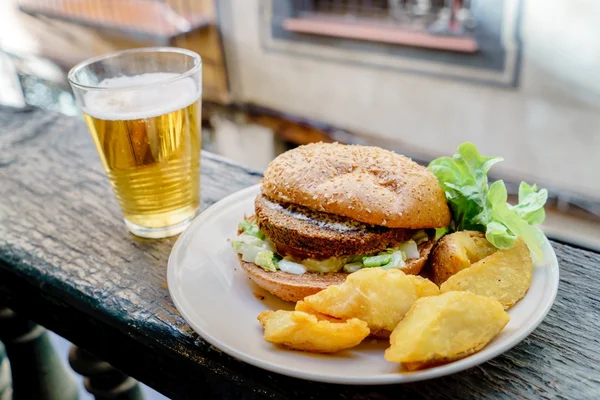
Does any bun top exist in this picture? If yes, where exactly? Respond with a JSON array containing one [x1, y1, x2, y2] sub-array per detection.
[[261, 142, 451, 229]]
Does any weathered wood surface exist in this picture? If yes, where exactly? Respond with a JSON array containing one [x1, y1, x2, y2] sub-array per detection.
[[0, 108, 599, 400]]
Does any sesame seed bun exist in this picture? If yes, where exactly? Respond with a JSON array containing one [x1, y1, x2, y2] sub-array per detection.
[[261, 142, 451, 229]]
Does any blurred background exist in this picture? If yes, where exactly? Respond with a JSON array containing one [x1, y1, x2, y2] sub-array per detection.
[[1, 1, 598, 398], [1, 0, 598, 249]]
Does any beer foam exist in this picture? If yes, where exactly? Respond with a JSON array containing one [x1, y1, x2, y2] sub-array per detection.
[[81, 73, 201, 121]]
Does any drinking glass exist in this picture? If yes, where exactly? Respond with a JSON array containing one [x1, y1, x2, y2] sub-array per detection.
[[68, 47, 202, 238]]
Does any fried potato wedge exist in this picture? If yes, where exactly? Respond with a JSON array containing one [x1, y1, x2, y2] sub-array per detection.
[[295, 300, 343, 323], [405, 275, 440, 298], [300, 268, 438, 337], [440, 238, 533, 309], [257, 310, 369, 353], [295, 276, 439, 323], [430, 231, 498, 285], [384, 291, 509, 369]]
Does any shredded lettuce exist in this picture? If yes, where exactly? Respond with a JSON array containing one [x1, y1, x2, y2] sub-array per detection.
[[302, 257, 347, 273], [241, 245, 264, 263], [278, 258, 307, 275], [363, 254, 393, 268], [381, 251, 406, 269], [347, 255, 364, 263], [396, 240, 419, 259], [428, 143, 547, 262], [231, 232, 279, 272], [232, 233, 264, 248], [411, 230, 429, 245], [351, 246, 408, 271], [254, 250, 278, 272], [232, 222, 443, 274], [343, 262, 364, 273], [435, 227, 449, 241], [261, 238, 277, 253], [238, 220, 265, 240]]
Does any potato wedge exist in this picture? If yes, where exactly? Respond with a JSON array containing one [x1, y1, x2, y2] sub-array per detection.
[[429, 231, 498, 285], [405, 275, 440, 298], [440, 238, 532, 309], [295, 300, 343, 323], [299, 268, 435, 337], [384, 291, 509, 369], [257, 310, 369, 353]]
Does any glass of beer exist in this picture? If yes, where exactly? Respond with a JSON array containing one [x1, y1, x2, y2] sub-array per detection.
[[68, 48, 202, 238]]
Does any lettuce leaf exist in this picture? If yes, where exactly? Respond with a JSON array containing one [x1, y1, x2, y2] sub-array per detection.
[[428, 143, 503, 231], [428, 143, 547, 262], [486, 181, 546, 262], [238, 220, 265, 239], [362, 254, 393, 268], [254, 250, 278, 272], [511, 182, 548, 225]]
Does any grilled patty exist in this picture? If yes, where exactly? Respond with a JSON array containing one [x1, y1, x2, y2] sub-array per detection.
[[255, 194, 416, 259]]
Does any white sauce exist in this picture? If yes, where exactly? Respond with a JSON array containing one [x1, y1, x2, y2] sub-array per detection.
[[263, 197, 365, 233]]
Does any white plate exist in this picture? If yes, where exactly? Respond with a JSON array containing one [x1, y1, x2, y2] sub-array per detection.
[[167, 184, 560, 385]]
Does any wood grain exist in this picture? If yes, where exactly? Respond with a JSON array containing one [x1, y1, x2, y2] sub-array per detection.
[[1, 108, 599, 400]]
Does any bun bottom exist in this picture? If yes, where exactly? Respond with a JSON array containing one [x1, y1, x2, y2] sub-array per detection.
[[239, 238, 435, 304], [240, 259, 346, 303]]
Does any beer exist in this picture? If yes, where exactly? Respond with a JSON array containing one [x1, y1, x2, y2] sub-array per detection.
[[81, 73, 201, 237]]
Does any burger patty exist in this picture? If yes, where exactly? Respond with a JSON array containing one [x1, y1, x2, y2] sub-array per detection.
[[255, 194, 416, 259]]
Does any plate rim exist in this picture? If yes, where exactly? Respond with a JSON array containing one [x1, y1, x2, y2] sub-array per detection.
[[167, 183, 560, 385]]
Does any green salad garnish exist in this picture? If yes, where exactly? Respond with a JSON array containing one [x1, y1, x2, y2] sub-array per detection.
[[363, 254, 393, 268], [428, 143, 548, 262], [238, 220, 265, 239]]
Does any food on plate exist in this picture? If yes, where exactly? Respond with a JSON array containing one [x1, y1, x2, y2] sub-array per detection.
[[428, 142, 548, 263], [384, 291, 509, 370], [231, 142, 451, 302], [299, 268, 439, 337], [257, 310, 369, 353], [429, 231, 498, 285], [295, 300, 343, 323], [440, 238, 533, 309], [405, 274, 441, 298], [244, 142, 548, 370]]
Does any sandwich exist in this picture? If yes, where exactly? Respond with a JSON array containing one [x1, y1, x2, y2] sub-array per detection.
[[231, 142, 451, 302]]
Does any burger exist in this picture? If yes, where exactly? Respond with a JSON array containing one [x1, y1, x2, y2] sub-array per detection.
[[231, 142, 451, 302]]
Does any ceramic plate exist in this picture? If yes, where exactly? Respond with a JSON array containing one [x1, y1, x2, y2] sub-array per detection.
[[167, 184, 559, 385]]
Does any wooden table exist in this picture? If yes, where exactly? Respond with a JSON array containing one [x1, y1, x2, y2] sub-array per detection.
[[1, 108, 599, 400]]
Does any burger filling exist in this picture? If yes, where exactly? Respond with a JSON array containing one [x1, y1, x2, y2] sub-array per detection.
[[231, 220, 429, 276]]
